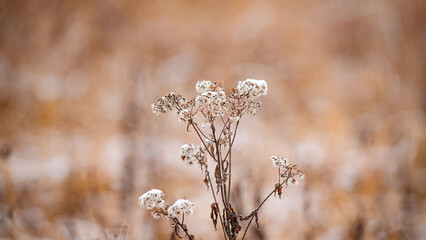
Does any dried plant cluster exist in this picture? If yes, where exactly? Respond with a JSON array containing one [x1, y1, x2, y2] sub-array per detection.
[[139, 80, 304, 239]]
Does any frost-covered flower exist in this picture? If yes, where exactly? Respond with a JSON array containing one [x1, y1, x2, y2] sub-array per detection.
[[271, 156, 289, 169], [178, 109, 191, 122], [151, 93, 185, 116], [151, 97, 173, 116], [247, 101, 261, 116], [195, 80, 213, 93], [138, 189, 165, 210], [167, 199, 195, 219], [195, 91, 227, 118], [237, 79, 268, 99], [180, 144, 205, 165], [273, 156, 305, 184]]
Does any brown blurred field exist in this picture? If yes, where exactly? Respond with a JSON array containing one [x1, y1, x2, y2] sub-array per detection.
[[0, 0, 425, 239]]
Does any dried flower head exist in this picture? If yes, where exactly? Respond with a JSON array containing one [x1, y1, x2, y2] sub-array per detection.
[[195, 80, 213, 93], [237, 79, 268, 99], [247, 101, 261, 116], [277, 162, 305, 184], [151, 93, 186, 116], [178, 109, 191, 122], [138, 189, 165, 210], [180, 144, 206, 165], [271, 156, 289, 169], [167, 199, 195, 219], [195, 90, 227, 119]]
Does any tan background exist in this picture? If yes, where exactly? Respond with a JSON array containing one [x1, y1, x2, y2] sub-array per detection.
[[0, 0, 425, 239]]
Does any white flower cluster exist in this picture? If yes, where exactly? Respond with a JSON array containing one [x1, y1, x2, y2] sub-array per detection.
[[151, 79, 268, 121], [138, 189, 197, 221], [180, 144, 205, 165], [138, 189, 165, 210], [271, 156, 289, 169], [237, 79, 268, 99], [247, 101, 261, 116], [151, 93, 185, 116], [271, 156, 305, 184], [167, 199, 195, 219], [178, 109, 191, 123], [195, 80, 213, 93], [151, 97, 173, 116], [195, 90, 227, 118]]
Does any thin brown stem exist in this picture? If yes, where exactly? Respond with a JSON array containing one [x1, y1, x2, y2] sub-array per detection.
[[212, 123, 232, 239], [223, 121, 240, 162], [172, 217, 193, 240], [203, 163, 228, 240], [227, 121, 235, 203], [190, 122, 215, 159], [218, 116, 230, 140], [190, 122, 228, 239], [241, 170, 293, 240], [194, 123, 213, 141]]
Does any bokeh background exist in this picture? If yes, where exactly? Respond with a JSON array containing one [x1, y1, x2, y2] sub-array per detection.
[[0, 0, 425, 239]]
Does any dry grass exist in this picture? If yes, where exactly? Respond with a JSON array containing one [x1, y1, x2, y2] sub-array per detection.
[[0, 0, 425, 239]]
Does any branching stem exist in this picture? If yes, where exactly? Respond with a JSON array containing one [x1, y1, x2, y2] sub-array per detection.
[[241, 170, 293, 240]]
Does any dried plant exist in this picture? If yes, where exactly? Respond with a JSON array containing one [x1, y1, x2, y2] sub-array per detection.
[[138, 80, 304, 239]]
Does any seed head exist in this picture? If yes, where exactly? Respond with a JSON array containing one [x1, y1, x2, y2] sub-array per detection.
[[180, 144, 205, 165], [167, 199, 195, 219], [195, 80, 213, 93], [237, 79, 268, 99], [138, 189, 165, 210], [271, 156, 289, 169]]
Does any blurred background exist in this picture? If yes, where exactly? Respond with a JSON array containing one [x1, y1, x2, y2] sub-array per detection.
[[0, 0, 425, 239]]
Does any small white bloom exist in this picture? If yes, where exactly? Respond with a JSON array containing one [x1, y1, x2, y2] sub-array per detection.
[[178, 109, 191, 122], [195, 91, 227, 118], [167, 199, 195, 219], [247, 101, 261, 116], [195, 80, 212, 93], [138, 189, 165, 210], [151, 92, 183, 116], [271, 156, 289, 169], [237, 79, 268, 99], [180, 144, 205, 165]]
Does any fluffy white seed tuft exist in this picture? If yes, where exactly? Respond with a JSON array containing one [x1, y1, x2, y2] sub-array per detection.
[[180, 144, 205, 165], [237, 79, 268, 99], [138, 189, 165, 210], [167, 199, 195, 219], [195, 91, 227, 119], [195, 80, 213, 93], [271, 156, 289, 169]]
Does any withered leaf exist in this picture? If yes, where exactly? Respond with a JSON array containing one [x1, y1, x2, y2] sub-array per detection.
[[254, 210, 260, 229], [210, 203, 219, 230]]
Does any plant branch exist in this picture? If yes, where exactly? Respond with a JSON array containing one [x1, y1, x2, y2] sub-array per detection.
[[190, 122, 228, 239], [241, 170, 293, 240], [211, 122, 232, 239], [172, 217, 194, 240]]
